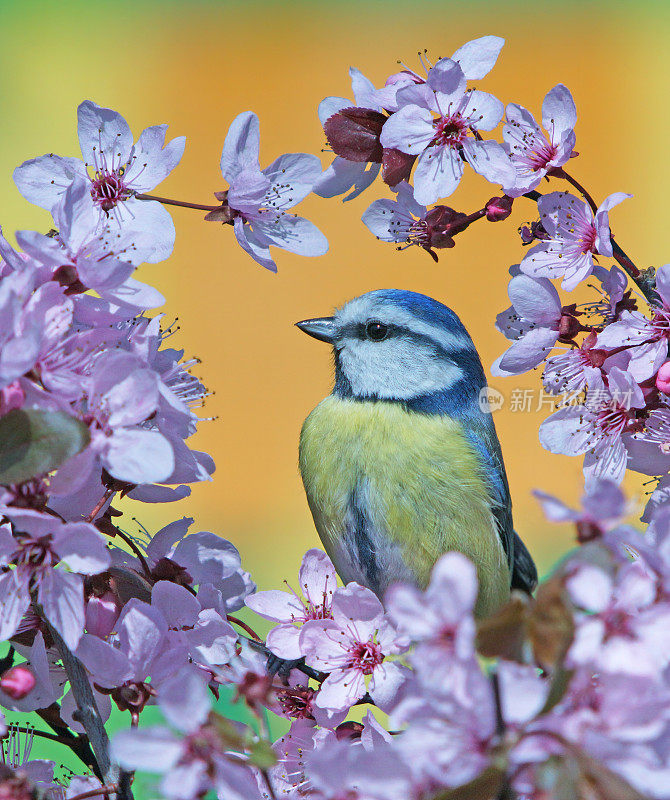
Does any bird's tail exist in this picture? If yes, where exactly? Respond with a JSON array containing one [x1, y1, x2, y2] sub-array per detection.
[[511, 531, 538, 594]]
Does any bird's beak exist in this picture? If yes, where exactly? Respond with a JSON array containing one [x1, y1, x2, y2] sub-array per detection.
[[295, 316, 336, 344]]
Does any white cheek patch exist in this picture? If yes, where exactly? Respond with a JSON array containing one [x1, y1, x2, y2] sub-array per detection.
[[339, 338, 464, 399]]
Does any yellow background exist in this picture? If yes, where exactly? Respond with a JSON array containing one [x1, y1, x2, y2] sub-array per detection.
[[1, 0, 665, 592]]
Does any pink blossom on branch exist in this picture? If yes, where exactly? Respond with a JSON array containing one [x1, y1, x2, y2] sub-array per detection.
[[503, 84, 577, 197], [521, 190, 631, 291], [299, 584, 407, 712], [245, 548, 338, 660], [211, 111, 328, 272], [13, 100, 185, 262], [379, 58, 514, 204]]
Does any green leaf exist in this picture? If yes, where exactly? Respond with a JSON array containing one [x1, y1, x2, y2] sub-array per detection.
[[248, 739, 277, 770], [0, 409, 90, 485]]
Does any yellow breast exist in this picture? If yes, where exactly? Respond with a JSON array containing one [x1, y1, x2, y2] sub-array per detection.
[[299, 395, 510, 617]]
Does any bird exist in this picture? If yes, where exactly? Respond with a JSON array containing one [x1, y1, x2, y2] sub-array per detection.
[[296, 289, 537, 618]]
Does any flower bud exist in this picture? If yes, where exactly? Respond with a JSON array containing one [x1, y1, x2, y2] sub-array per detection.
[[335, 721, 364, 741], [485, 195, 513, 222], [85, 590, 121, 639], [0, 665, 36, 700], [656, 361, 670, 394]]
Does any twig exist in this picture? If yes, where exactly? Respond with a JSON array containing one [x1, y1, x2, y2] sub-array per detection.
[[135, 193, 220, 212], [38, 613, 134, 800], [85, 489, 115, 524], [35, 705, 100, 777], [243, 635, 327, 683], [227, 615, 262, 641], [61, 783, 119, 800]]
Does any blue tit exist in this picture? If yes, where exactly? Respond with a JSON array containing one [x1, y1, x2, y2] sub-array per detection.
[[296, 289, 537, 617]]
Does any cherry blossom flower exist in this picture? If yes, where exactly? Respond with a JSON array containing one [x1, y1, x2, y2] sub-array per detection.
[[385, 552, 477, 674], [0, 510, 110, 649], [541, 333, 611, 396], [534, 478, 629, 542], [143, 518, 254, 609], [491, 271, 584, 376], [16, 178, 165, 311], [521, 191, 631, 291], [50, 350, 175, 492], [112, 668, 260, 800], [211, 111, 328, 272], [596, 263, 670, 381], [565, 560, 670, 676], [538, 367, 644, 483], [624, 405, 670, 477], [299, 584, 407, 712], [0, 724, 60, 795], [361, 181, 475, 260], [14, 100, 185, 262], [380, 58, 514, 204], [245, 548, 338, 659], [503, 84, 577, 197]]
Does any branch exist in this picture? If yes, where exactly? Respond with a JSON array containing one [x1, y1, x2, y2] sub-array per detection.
[[38, 614, 135, 800]]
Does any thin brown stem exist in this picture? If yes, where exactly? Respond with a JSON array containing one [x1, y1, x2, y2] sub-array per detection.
[[64, 784, 119, 800], [114, 529, 152, 580], [135, 193, 220, 212], [86, 489, 115, 523], [552, 168, 598, 214], [227, 615, 262, 642]]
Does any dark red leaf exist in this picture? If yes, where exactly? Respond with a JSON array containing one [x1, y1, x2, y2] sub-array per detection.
[[382, 148, 417, 186], [324, 107, 386, 163]]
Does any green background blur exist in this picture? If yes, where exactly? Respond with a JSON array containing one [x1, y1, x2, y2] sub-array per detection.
[[1, 0, 668, 791]]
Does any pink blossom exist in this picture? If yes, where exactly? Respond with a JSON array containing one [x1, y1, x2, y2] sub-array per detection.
[[503, 84, 577, 197], [596, 263, 670, 381], [112, 667, 260, 800], [299, 584, 407, 712], [0, 510, 110, 649], [491, 271, 576, 376], [50, 350, 175, 492], [245, 548, 338, 659], [534, 477, 626, 529], [380, 59, 513, 204], [538, 368, 644, 483], [14, 100, 185, 262], [521, 191, 631, 291], [216, 112, 328, 271], [624, 405, 670, 477], [17, 178, 165, 310], [0, 724, 60, 793], [385, 552, 477, 673], [565, 560, 670, 676], [656, 361, 670, 393]]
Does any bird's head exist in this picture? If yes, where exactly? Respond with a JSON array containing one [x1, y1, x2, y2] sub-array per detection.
[[296, 289, 487, 404]]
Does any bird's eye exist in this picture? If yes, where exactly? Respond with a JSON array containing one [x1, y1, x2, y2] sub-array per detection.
[[365, 320, 389, 341]]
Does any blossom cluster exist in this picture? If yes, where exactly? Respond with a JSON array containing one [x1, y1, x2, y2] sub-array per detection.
[[0, 33, 669, 800]]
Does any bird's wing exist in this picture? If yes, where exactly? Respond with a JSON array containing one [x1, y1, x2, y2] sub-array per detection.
[[464, 417, 537, 594]]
